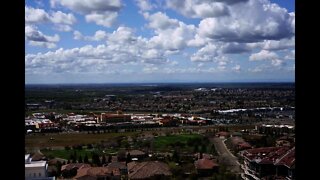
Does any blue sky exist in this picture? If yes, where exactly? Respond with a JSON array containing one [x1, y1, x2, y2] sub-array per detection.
[[25, 0, 295, 84]]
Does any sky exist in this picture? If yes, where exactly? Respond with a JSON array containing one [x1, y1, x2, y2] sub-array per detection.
[[25, 0, 295, 84]]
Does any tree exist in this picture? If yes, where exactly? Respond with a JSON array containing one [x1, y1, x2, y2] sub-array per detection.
[[172, 150, 179, 163], [201, 144, 207, 154], [84, 154, 89, 163], [193, 145, 199, 153], [91, 152, 101, 166], [108, 155, 112, 163], [78, 155, 83, 163], [72, 151, 77, 163], [101, 155, 106, 165], [126, 153, 132, 164]]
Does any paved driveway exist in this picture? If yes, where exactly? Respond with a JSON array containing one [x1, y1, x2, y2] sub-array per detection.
[[210, 137, 241, 173]]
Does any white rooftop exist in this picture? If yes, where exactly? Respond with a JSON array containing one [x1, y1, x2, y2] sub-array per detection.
[[25, 161, 47, 168]]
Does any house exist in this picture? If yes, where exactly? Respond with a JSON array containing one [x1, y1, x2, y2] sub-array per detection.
[[226, 136, 252, 152], [61, 163, 91, 178], [241, 146, 295, 180], [73, 167, 121, 180], [215, 131, 230, 139], [127, 161, 172, 179], [107, 162, 128, 176], [194, 158, 219, 176], [31, 151, 46, 161], [25, 154, 54, 180], [127, 150, 146, 160]]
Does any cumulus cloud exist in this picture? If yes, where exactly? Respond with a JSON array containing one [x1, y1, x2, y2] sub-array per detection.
[[25, 6, 76, 25], [190, 43, 231, 68], [50, 11, 77, 24], [197, 0, 294, 43], [191, 43, 219, 62], [144, 12, 179, 30], [25, 25, 60, 48], [232, 65, 241, 72], [73, 30, 107, 41], [25, 6, 50, 23], [144, 12, 196, 51], [25, 6, 76, 32], [136, 0, 154, 11], [166, 0, 230, 18], [85, 12, 118, 27], [284, 50, 295, 60], [51, 0, 122, 27], [26, 26, 171, 74], [249, 50, 285, 67], [249, 50, 278, 61]]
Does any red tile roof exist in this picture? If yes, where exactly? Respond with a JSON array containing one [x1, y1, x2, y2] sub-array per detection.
[[195, 158, 219, 170], [128, 161, 172, 179], [243, 146, 294, 167], [216, 131, 230, 137], [73, 167, 120, 179], [274, 147, 295, 168], [61, 163, 91, 171]]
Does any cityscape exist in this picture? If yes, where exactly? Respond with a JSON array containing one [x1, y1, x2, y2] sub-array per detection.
[[25, 83, 295, 180], [25, 0, 295, 180]]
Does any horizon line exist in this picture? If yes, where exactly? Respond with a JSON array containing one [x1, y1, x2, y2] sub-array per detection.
[[25, 81, 295, 85]]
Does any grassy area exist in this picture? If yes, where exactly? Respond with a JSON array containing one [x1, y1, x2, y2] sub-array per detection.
[[25, 132, 140, 148], [153, 134, 202, 151], [41, 149, 98, 160]]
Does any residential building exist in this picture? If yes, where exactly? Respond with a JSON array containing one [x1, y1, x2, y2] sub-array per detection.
[[73, 167, 121, 180], [241, 146, 295, 180], [127, 161, 172, 179], [25, 154, 54, 180], [194, 157, 219, 176]]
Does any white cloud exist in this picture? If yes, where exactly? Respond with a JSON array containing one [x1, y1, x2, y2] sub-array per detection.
[[232, 65, 241, 72], [261, 37, 295, 51], [50, 11, 77, 24], [166, 0, 230, 18], [25, 6, 76, 25], [136, 0, 154, 11], [73, 30, 107, 41], [143, 12, 179, 30], [26, 26, 170, 74], [25, 6, 76, 31], [51, 0, 122, 27], [25, 25, 60, 48], [85, 12, 118, 27], [54, 24, 73, 32], [191, 43, 231, 64], [197, 0, 294, 43], [187, 34, 209, 47], [25, 6, 49, 23], [249, 67, 263, 73], [271, 59, 285, 67], [143, 66, 159, 73], [249, 50, 285, 67], [249, 50, 278, 61], [284, 50, 295, 60], [144, 12, 196, 51]]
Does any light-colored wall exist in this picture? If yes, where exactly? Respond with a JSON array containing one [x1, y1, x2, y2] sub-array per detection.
[[25, 166, 47, 178]]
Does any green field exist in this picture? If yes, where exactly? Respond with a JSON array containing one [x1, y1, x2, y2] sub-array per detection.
[[41, 149, 92, 160], [153, 134, 203, 151]]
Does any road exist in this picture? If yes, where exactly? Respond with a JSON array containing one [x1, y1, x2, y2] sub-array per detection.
[[210, 137, 241, 173]]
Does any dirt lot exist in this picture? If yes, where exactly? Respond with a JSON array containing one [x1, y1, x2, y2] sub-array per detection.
[[25, 131, 139, 148]]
